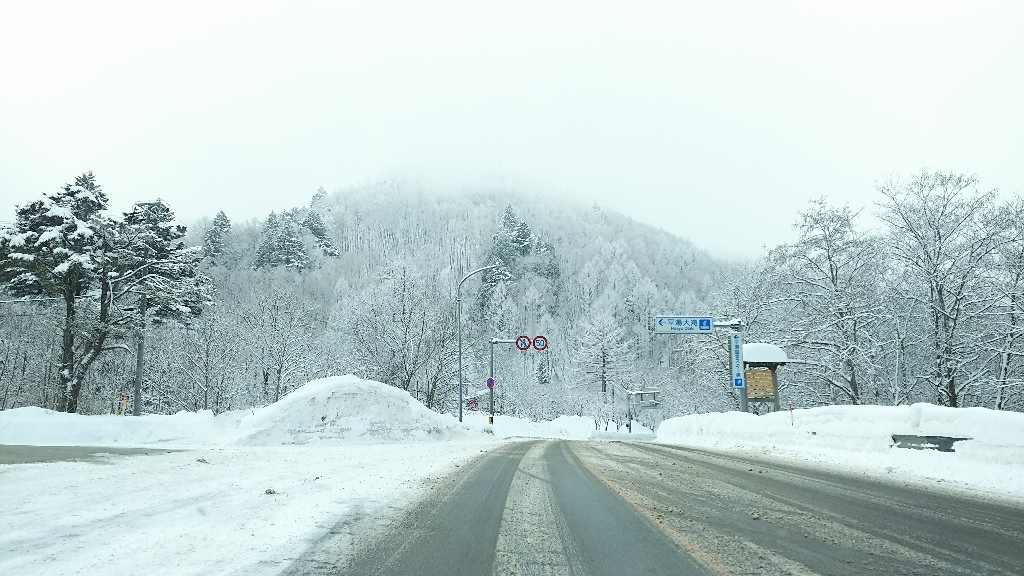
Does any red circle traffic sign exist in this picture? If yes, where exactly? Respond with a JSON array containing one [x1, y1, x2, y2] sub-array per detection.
[[515, 335, 531, 351], [533, 335, 548, 351], [486, 377, 495, 389]]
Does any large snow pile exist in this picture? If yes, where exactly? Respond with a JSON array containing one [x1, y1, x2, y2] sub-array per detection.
[[657, 403, 1024, 501], [230, 375, 481, 445], [0, 375, 484, 446]]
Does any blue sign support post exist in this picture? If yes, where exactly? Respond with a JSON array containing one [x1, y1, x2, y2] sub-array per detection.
[[730, 331, 747, 413]]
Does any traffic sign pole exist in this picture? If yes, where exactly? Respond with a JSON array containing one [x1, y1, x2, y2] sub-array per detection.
[[730, 331, 747, 413], [489, 338, 515, 425]]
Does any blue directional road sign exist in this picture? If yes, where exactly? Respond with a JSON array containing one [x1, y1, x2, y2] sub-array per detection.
[[653, 316, 715, 334], [486, 377, 495, 389], [730, 332, 745, 387]]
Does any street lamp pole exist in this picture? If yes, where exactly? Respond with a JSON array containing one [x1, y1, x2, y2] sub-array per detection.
[[457, 265, 497, 422]]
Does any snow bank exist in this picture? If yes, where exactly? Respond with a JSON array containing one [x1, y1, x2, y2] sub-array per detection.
[[657, 403, 1024, 501], [0, 376, 485, 446], [460, 412, 653, 440], [461, 413, 594, 439], [0, 406, 220, 446]]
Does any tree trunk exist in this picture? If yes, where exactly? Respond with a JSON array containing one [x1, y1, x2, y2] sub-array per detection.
[[133, 298, 147, 416], [61, 277, 76, 412]]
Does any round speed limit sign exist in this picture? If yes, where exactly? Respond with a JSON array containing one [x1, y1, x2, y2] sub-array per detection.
[[533, 335, 548, 351]]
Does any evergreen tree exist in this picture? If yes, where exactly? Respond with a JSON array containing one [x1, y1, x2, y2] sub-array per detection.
[[301, 210, 339, 257], [202, 211, 231, 261], [311, 186, 328, 208], [117, 200, 208, 415], [0, 173, 111, 412], [254, 212, 309, 269], [119, 200, 207, 323]]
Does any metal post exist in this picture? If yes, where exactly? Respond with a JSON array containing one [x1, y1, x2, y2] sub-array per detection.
[[735, 329, 748, 413], [717, 319, 747, 413], [489, 339, 495, 425], [487, 338, 515, 425], [456, 265, 497, 423]]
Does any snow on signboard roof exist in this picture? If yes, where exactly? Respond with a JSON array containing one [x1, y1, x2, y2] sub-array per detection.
[[743, 342, 788, 364]]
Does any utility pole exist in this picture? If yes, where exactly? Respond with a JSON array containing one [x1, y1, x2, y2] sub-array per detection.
[[456, 265, 497, 422]]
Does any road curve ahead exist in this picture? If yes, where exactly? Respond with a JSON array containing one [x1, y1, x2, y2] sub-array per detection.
[[288, 441, 1024, 576]]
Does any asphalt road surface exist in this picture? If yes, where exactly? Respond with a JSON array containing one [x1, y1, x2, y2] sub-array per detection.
[[289, 441, 1024, 576], [0, 444, 176, 464]]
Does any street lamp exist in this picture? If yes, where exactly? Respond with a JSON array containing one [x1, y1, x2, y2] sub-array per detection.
[[457, 265, 497, 422]]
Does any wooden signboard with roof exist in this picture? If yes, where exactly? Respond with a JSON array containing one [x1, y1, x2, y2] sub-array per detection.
[[742, 343, 788, 411]]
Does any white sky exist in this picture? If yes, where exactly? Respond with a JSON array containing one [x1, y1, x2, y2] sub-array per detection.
[[1, 1, 1021, 260]]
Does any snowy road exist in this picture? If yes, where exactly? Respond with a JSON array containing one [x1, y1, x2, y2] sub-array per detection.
[[290, 441, 1024, 576], [0, 444, 178, 464]]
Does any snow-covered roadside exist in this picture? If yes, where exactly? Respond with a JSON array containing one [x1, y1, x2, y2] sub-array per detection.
[[460, 412, 653, 440], [0, 443, 486, 576], [0, 376, 499, 575], [656, 403, 1024, 504]]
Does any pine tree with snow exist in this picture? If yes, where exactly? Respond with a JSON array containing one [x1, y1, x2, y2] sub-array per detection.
[[119, 200, 206, 322], [202, 211, 231, 261], [301, 210, 339, 258], [0, 173, 111, 412], [117, 200, 208, 415], [310, 186, 328, 208], [254, 212, 309, 269]]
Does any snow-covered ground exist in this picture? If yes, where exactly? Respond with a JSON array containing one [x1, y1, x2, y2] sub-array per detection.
[[5, 375, 1022, 575], [657, 403, 1024, 503], [0, 375, 647, 576], [0, 376, 500, 576]]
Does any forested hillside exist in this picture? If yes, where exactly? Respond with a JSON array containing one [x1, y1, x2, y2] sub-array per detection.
[[2, 171, 1022, 425]]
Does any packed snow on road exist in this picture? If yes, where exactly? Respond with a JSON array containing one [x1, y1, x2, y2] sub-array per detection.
[[2, 375, 1022, 575]]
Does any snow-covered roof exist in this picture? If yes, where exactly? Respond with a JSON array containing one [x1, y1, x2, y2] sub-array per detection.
[[743, 342, 788, 364]]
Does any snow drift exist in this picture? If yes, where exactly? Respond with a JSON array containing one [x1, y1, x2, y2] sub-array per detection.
[[0, 375, 483, 446], [657, 403, 1024, 501], [0, 405, 219, 446]]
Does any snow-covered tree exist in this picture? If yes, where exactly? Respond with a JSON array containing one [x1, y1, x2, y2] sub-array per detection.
[[301, 210, 339, 258], [0, 173, 114, 412], [254, 212, 309, 269], [117, 199, 208, 414], [987, 197, 1024, 410], [878, 171, 1003, 407], [775, 199, 885, 404], [344, 265, 457, 409], [202, 211, 232, 262]]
